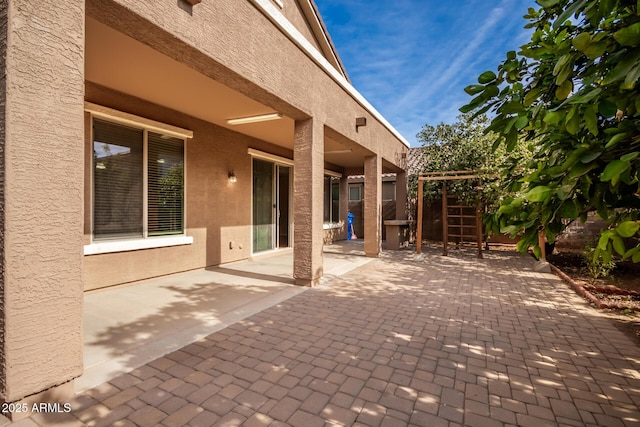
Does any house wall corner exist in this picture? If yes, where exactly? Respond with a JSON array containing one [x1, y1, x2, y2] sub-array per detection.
[[0, 0, 84, 403]]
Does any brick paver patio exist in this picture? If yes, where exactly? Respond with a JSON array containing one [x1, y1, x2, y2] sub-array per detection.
[[8, 248, 640, 426]]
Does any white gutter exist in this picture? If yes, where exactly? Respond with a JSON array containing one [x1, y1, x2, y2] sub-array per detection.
[[249, 0, 411, 148]]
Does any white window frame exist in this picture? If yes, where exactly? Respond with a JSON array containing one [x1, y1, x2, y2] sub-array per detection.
[[84, 103, 194, 255], [248, 149, 294, 254], [349, 184, 362, 202], [323, 171, 342, 227]]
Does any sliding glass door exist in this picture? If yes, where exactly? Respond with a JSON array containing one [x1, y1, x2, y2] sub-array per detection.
[[252, 158, 291, 253], [278, 166, 290, 249]]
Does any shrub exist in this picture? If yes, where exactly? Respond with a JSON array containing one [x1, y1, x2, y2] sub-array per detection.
[[583, 246, 616, 285]]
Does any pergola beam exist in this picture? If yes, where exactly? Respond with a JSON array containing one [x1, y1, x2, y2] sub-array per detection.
[[419, 175, 479, 181]]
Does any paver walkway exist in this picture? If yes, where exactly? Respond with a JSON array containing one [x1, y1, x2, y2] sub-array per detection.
[[9, 248, 640, 426]]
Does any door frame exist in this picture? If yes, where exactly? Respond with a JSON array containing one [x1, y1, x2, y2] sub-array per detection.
[[249, 149, 293, 254]]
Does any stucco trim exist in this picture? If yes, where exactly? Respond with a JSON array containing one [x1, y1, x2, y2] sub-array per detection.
[[249, 0, 410, 148], [85, 102, 194, 139], [248, 148, 294, 166], [324, 169, 342, 178], [83, 235, 194, 255], [323, 222, 343, 230], [300, 0, 349, 81]]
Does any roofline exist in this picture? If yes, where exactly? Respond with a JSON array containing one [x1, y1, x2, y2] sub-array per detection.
[[249, 0, 411, 148], [303, 0, 350, 83]]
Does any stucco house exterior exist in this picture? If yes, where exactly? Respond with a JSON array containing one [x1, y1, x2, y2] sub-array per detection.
[[0, 0, 409, 409]]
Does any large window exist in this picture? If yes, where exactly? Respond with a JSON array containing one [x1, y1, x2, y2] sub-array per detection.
[[93, 118, 185, 240], [324, 175, 340, 224]]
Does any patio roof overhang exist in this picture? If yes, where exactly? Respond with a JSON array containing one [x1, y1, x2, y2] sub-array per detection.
[[85, 14, 401, 173]]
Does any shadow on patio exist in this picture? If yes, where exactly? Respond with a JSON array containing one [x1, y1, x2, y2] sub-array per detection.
[[79, 242, 372, 393], [30, 242, 640, 426]]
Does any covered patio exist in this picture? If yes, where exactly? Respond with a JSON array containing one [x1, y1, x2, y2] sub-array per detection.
[[2, 0, 408, 411], [79, 241, 374, 393]]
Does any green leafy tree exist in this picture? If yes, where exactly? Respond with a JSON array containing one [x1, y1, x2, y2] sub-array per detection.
[[461, 0, 640, 261], [413, 114, 494, 204], [411, 114, 532, 239]]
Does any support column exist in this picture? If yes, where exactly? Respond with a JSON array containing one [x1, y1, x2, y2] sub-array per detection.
[[339, 175, 349, 240], [395, 170, 408, 221], [293, 118, 324, 286], [416, 177, 424, 254], [442, 183, 449, 256], [364, 155, 382, 257], [1, 0, 85, 409]]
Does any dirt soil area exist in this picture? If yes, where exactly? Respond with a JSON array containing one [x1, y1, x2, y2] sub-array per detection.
[[547, 250, 640, 347]]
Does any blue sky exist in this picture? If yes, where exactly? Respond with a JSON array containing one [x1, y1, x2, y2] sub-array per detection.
[[315, 0, 538, 147]]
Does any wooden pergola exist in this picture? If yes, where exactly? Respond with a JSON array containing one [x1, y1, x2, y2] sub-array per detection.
[[416, 171, 486, 258]]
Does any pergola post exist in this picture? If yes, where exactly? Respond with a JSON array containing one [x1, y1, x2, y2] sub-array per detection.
[[476, 202, 483, 258], [442, 183, 448, 256], [538, 230, 547, 261], [416, 177, 424, 254], [476, 179, 483, 258]]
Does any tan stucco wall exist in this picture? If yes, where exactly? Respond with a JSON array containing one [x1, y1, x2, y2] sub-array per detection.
[[81, 0, 408, 288], [0, 0, 7, 400], [364, 155, 382, 257], [1, 1, 84, 401], [1, 0, 407, 403], [83, 84, 296, 290], [293, 119, 325, 286], [278, 0, 324, 55]]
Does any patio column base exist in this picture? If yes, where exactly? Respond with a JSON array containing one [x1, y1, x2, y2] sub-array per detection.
[[295, 277, 321, 287], [534, 260, 551, 273]]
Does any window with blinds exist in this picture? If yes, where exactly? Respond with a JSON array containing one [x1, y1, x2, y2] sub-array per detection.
[[323, 176, 340, 224], [147, 132, 184, 236], [92, 119, 185, 240]]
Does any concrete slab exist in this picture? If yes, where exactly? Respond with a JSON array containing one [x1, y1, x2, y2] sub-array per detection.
[[78, 243, 372, 393]]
